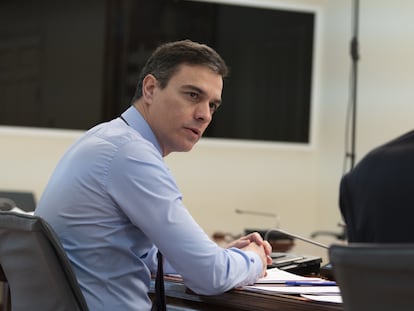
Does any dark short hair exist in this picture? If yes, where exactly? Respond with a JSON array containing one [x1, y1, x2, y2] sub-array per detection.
[[131, 40, 229, 102]]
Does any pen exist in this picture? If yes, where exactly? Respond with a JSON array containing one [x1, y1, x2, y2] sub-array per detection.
[[285, 281, 336, 286]]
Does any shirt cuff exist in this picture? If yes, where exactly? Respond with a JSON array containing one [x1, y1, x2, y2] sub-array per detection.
[[243, 250, 264, 283]]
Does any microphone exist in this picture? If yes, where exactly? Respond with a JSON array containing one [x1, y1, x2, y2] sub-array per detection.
[[235, 208, 280, 228], [264, 228, 329, 249], [235, 208, 276, 218]]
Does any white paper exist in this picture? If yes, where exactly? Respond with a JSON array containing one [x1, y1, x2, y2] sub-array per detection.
[[244, 285, 340, 295], [301, 294, 343, 304], [244, 268, 341, 303], [256, 267, 325, 284]]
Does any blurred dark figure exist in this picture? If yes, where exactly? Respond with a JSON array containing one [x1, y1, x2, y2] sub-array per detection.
[[339, 130, 414, 242]]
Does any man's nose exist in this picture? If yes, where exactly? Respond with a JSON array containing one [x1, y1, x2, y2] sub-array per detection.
[[195, 102, 212, 123]]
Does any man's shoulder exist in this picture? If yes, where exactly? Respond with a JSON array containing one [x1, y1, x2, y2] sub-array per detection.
[[368, 130, 414, 158], [86, 120, 151, 149], [347, 129, 414, 178]]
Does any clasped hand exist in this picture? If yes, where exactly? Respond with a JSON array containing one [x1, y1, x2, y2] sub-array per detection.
[[227, 232, 272, 277]]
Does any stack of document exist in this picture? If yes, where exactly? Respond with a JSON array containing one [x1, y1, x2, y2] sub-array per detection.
[[243, 267, 342, 304]]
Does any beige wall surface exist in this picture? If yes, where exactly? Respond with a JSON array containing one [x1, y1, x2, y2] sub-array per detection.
[[1, 0, 414, 262]]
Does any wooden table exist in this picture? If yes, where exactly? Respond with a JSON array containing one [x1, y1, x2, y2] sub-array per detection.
[[150, 278, 343, 311]]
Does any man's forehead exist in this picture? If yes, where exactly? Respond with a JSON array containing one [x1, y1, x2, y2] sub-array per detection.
[[173, 63, 221, 77]]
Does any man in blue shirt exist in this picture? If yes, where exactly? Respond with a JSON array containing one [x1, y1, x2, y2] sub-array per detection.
[[35, 40, 272, 310]]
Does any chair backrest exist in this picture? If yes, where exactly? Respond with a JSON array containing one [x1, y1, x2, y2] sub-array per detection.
[[329, 243, 414, 311], [0, 211, 89, 311], [0, 191, 36, 212]]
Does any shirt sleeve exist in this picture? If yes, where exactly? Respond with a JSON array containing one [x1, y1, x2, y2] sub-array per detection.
[[106, 139, 263, 294]]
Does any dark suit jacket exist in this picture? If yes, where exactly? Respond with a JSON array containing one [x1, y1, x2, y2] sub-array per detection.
[[339, 130, 414, 243]]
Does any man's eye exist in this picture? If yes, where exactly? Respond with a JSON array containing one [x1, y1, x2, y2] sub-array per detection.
[[188, 92, 199, 99], [209, 102, 219, 113]]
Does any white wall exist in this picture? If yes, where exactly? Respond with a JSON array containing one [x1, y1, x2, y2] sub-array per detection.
[[0, 127, 83, 201], [1, 0, 414, 262], [315, 0, 414, 234]]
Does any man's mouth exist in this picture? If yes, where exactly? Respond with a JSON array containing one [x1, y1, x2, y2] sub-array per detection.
[[186, 127, 201, 136]]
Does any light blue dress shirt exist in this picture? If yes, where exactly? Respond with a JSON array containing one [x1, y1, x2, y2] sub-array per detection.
[[35, 106, 263, 310]]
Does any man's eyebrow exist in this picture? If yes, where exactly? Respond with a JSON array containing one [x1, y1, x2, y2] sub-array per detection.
[[181, 84, 204, 94]]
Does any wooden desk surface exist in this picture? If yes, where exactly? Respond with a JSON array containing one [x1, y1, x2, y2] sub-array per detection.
[[150, 278, 343, 311]]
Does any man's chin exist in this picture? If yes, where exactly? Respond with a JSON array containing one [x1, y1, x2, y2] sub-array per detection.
[[178, 141, 197, 153]]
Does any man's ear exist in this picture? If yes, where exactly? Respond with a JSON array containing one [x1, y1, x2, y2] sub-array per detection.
[[142, 74, 157, 103]]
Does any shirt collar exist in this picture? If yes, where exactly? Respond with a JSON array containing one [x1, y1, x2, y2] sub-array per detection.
[[121, 106, 163, 155]]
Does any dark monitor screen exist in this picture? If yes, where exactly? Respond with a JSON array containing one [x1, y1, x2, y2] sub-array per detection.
[[0, 0, 314, 144]]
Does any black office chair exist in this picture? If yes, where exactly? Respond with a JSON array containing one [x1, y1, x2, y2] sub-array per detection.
[[329, 243, 414, 311], [0, 211, 89, 311]]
